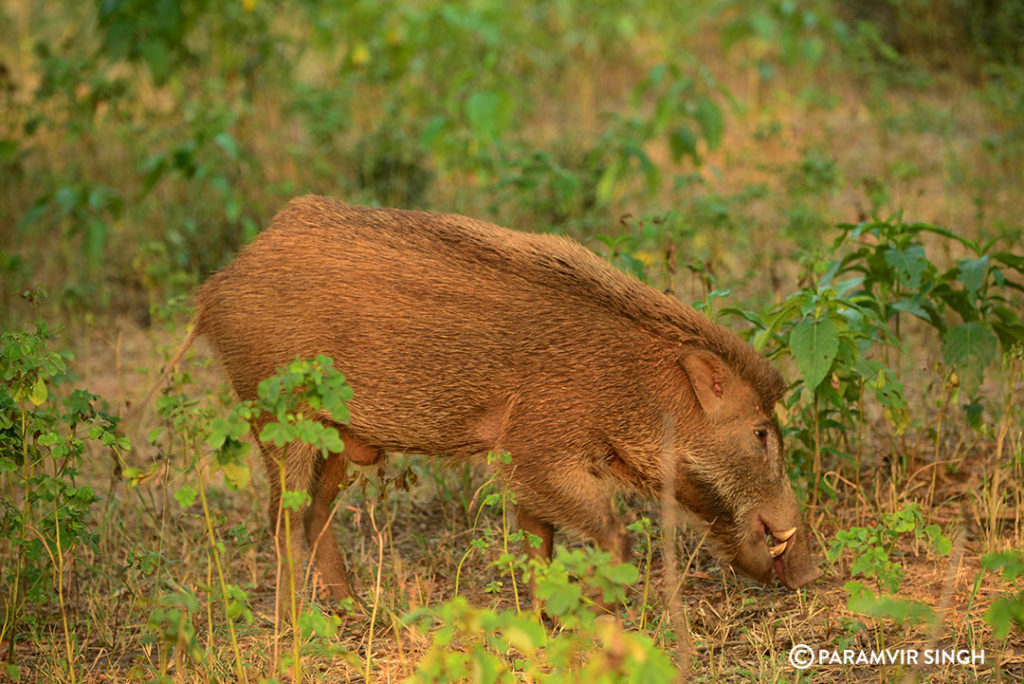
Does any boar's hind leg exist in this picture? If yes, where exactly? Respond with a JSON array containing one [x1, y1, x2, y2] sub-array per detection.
[[303, 428, 381, 606], [259, 437, 317, 612], [304, 449, 354, 604]]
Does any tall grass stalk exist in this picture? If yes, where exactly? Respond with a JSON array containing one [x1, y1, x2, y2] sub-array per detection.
[[196, 455, 248, 683]]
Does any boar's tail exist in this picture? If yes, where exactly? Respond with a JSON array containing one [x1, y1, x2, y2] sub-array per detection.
[[123, 322, 201, 446], [146, 322, 201, 406]]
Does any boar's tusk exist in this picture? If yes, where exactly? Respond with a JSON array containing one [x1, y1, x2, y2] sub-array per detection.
[[769, 542, 787, 558], [775, 527, 797, 542]]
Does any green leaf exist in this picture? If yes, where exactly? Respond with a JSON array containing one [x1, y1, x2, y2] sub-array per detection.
[[174, 485, 198, 508], [883, 244, 928, 290], [501, 620, 546, 653], [957, 255, 989, 296], [220, 462, 250, 490], [465, 91, 511, 143], [694, 97, 723, 151], [259, 421, 291, 446], [982, 551, 1024, 581], [941, 322, 998, 395], [282, 490, 310, 511], [984, 597, 1024, 640], [992, 251, 1024, 274], [29, 375, 47, 406], [536, 578, 581, 617], [298, 609, 340, 639], [789, 317, 839, 391], [602, 562, 640, 585], [668, 126, 699, 164], [848, 589, 935, 625]]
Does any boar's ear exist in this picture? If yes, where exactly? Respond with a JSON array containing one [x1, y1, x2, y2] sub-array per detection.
[[680, 350, 729, 415]]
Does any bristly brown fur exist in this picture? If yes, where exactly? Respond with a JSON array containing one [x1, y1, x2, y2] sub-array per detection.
[[191, 195, 817, 606], [209, 196, 786, 408]]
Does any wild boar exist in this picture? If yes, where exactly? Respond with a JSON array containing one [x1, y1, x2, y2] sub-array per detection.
[[183, 195, 820, 605]]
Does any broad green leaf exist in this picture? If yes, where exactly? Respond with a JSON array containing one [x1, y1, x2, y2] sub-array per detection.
[[465, 91, 511, 143], [848, 590, 935, 625], [789, 317, 839, 391], [883, 244, 928, 290], [957, 255, 989, 296], [320, 427, 344, 453], [501, 621, 546, 653], [282, 490, 311, 511], [602, 562, 639, 585], [259, 421, 290, 446], [29, 375, 47, 406], [220, 462, 250, 490], [924, 524, 952, 555], [536, 578, 581, 617], [941, 322, 997, 395], [982, 551, 1024, 581], [984, 597, 1024, 640], [174, 485, 198, 509], [694, 97, 723, 151], [668, 126, 698, 164]]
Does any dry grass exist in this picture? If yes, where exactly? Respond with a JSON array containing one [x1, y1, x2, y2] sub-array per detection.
[[10, 316, 1017, 681]]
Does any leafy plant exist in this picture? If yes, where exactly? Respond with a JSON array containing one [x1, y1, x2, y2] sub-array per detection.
[[980, 550, 1024, 640], [0, 321, 127, 674], [829, 215, 1024, 396], [727, 214, 1024, 500], [142, 589, 203, 676], [726, 253, 906, 498], [406, 547, 674, 683], [829, 504, 950, 625]]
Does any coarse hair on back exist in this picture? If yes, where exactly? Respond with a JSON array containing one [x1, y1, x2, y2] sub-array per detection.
[[224, 195, 788, 407]]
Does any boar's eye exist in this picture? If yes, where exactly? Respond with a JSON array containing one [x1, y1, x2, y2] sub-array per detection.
[[753, 427, 768, 448]]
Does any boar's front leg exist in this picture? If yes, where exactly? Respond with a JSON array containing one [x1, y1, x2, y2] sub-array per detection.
[[509, 461, 630, 605], [512, 466, 630, 614], [515, 505, 553, 562]]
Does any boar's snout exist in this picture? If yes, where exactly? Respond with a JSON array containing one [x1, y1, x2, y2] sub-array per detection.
[[675, 350, 820, 590], [730, 512, 821, 590]]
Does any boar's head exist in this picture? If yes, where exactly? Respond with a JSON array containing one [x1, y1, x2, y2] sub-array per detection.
[[671, 349, 820, 590]]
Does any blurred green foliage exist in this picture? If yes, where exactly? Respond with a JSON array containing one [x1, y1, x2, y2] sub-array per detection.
[[3, 0, 1021, 324]]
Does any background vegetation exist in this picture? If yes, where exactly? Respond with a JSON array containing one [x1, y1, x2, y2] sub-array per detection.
[[2, 0, 1023, 681]]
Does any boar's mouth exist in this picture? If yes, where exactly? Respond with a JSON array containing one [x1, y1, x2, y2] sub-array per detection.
[[761, 519, 799, 587], [736, 516, 820, 590], [675, 465, 820, 589]]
